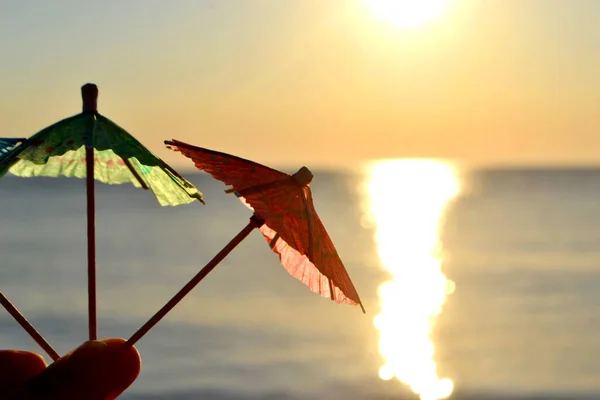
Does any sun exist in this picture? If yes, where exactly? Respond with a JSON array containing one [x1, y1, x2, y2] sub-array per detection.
[[365, 0, 452, 29]]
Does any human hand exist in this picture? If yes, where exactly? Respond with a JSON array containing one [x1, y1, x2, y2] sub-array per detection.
[[0, 338, 141, 400]]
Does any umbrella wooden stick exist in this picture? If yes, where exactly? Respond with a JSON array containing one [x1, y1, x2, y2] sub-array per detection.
[[0, 292, 60, 362], [82, 83, 98, 341], [123, 214, 264, 349], [86, 145, 96, 341]]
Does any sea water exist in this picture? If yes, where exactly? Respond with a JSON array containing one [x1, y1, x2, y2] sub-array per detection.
[[1, 163, 599, 400]]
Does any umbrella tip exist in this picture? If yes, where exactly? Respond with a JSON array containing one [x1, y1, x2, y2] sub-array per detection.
[[292, 166, 314, 186], [81, 83, 98, 113]]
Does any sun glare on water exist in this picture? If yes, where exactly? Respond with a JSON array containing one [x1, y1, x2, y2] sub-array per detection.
[[365, 0, 453, 29], [364, 160, 460, 400]]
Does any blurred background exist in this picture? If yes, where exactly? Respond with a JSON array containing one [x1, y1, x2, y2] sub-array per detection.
[[1, 1, 600, 399]]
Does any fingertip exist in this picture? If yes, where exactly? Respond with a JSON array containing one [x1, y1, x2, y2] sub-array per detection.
[[0, 350, 47, 385], [100, 338, 142, 398]]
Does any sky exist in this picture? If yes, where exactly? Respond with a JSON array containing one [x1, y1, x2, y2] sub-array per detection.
[[1, 0, 599, 169]]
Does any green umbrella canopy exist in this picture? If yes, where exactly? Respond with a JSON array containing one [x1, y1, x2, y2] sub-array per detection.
[[0, 85, 203, 206]]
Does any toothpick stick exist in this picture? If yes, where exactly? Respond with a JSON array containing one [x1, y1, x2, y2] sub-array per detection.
[[123, 214, 264, 348], [0, 292, 60, 361]]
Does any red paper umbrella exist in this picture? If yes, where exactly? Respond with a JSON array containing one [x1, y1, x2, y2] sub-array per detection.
[[124, 140, 365, 348], [170, 139, 364, 308]]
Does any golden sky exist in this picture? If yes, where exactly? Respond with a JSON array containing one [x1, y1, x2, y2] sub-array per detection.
[[1, 0, 599, 169]]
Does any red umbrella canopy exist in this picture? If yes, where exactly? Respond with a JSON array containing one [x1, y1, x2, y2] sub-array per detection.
[[166, 139, 365, 313]]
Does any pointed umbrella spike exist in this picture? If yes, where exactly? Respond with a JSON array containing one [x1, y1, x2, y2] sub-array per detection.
[[0, 292, 60, 361]]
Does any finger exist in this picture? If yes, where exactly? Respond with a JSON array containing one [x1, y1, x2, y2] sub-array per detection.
[[0, 350, 47, 400], [24, 338, 141, 400], [0, 350, 47, 385], [96, 338, 143, 399]]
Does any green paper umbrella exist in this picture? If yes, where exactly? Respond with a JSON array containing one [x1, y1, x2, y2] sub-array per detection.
[[0, 89, 202, 206], [0, 84, 203, 341]]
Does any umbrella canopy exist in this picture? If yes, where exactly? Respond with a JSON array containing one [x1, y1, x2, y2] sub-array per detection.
[[0, 95, 202, 207], [165, 139, 364, 311]]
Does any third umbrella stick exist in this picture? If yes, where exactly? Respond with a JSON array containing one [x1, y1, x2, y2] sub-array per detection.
[[124, 214, 264, 348], [0, 292, 60, 361]]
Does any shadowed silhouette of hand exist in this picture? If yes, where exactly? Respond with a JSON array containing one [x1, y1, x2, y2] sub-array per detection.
[[0, 338, 141, 400]]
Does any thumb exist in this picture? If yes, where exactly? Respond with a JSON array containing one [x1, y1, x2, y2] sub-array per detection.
[[22, 338, 141, 400]]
